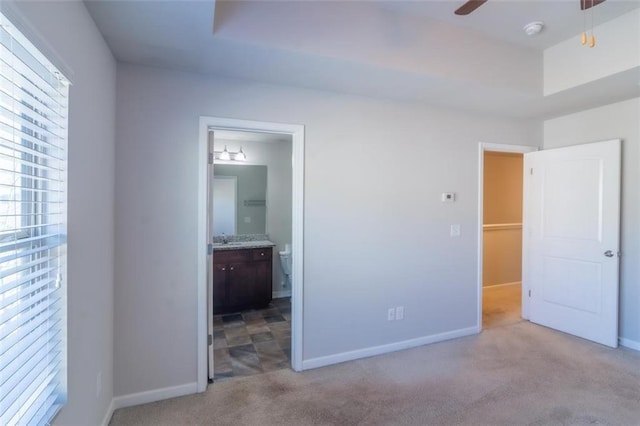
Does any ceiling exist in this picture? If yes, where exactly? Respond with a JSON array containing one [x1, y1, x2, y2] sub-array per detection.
[[85, 0, 640, 119]]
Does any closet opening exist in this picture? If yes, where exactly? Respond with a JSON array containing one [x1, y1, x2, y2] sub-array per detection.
[[477, 143, 537, 331]]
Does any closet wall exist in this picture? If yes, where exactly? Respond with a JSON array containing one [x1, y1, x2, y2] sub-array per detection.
[[483, 152, 523, 287]]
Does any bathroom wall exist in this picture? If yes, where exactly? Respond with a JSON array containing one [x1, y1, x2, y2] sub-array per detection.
[[482, 152, 523, 287], [213, 138, 293, 296]]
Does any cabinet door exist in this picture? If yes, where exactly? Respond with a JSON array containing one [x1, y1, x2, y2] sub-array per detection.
[[227, 262, 256, 308], [212, 264, 228, 313], [253, 260, 272, 306]]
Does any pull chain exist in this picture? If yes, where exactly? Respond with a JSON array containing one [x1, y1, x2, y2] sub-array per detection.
[[589, 0, 596, 47]]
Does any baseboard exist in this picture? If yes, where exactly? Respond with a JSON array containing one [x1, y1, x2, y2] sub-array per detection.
[[112, 382, 198, 412], [619, 337, 640, 351], [273, 290, 291, 298], [302, 326, 478, 370], [100, 398, 115, 426], [484, 281, 521, 289]]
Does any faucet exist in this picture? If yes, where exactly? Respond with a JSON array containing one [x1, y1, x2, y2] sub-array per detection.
[[222, 233, 228, 245]]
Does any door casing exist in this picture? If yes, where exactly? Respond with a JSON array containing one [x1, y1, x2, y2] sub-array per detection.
[[477, 142, 538, 331], [197, 117, 305, 392]]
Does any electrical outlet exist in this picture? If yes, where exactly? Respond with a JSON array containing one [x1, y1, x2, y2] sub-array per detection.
[[396, 306, 404, 320], [450, 224, 461, 237], [387, 308, 395, 321], [96, 371, 102, 399]]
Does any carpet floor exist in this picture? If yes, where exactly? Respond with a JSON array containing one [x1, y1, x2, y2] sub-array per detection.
[[109, 321, 640, 426]]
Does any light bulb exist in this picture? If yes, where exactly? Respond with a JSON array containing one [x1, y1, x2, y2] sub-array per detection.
[[581, 32, 587, 45], [589, 35, 596, 48], [220, 146, 231, 161], [236, 147, 246, 161]]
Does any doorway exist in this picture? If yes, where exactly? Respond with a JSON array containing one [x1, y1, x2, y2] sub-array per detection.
[[211, 130, 292, 382], [197, 117, 305, 392], [477, 143, 537, 330]]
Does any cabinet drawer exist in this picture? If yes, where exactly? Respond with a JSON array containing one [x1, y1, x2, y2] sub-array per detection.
[[213, 249, 249, 264], [251, 247, 272, 261]]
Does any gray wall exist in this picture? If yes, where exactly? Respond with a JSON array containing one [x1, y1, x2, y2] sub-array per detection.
[[114, 63, 540, 397], [544, 97, 640, 346], [6, 1, 116, 424]]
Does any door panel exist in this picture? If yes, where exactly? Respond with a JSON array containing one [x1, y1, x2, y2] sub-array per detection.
[[525, 139, 620, 348], [206, 130, 215, 380]]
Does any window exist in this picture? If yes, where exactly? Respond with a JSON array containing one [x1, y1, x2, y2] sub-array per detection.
[[0, 11, 68, 426]]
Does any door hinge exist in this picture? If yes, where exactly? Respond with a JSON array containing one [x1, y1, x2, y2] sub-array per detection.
[[528, 289, 531, 297], [207, 243, 213, 255], [530, 168, 533, 175], [208, 334, 213, 346], [208, 152, 214, 165]]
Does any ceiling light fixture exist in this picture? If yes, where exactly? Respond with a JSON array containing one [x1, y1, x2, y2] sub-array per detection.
[[523, 21, 544, 36]]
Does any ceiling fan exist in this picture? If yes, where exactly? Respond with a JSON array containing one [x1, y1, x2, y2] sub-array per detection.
[[454, 0, 607, 16]]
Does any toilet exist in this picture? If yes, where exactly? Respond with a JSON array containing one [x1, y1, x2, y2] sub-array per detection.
[[278, 244, 292, 288]]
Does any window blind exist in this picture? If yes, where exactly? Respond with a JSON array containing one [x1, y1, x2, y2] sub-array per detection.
[[0, 11, 68, 426]]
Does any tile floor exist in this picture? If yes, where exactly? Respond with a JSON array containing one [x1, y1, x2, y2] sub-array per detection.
[[213, 297, 291, 382], [482, 283, 522, 329]]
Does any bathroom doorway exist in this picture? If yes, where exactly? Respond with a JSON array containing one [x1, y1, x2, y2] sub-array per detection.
[[197, 117, 304, 391], [477, 143, 537, 330], [211, 130, 293, 382]]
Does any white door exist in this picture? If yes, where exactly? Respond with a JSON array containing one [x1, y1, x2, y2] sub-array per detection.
[[206, 131, 215, 381], [524, 139, 621, 348]]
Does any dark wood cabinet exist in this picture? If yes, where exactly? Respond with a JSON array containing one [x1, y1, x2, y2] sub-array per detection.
[[212, 247, 273, 314]]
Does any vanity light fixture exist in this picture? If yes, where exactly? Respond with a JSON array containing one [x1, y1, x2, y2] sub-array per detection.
[[214, 145, 247, 161]]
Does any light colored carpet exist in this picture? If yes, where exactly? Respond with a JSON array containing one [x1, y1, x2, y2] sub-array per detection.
[[483, 283, 522, 329], [109, 322, 640, 425]]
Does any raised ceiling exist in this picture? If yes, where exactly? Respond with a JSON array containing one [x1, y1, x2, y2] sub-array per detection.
[[85, 0, 640, 119]]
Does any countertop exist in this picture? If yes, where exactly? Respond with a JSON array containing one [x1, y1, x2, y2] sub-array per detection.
[[212, 240, 275, 251]]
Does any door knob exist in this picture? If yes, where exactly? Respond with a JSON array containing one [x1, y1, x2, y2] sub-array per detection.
[[604, 250, 614, 257]]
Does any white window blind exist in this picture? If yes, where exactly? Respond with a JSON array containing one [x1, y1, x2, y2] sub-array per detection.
[[0, 11, 68, 426]]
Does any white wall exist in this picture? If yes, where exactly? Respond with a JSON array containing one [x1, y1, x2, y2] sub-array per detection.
[[214, 138, 293, 295], [544, 9, 640, 95], [544, 97, 640, 347], [4, 1, 116, 425], [114, 63, 540, 397]]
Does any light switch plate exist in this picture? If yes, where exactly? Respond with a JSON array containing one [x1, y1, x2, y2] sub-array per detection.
[[450, 224, 461, 237]]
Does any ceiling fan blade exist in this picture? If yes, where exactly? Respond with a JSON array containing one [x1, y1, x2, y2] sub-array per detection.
[[581, 0, 606, 10], [455, 0, 489, 16]]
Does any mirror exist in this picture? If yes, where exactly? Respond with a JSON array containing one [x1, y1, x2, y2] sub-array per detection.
[[213, 164, 267, 236]]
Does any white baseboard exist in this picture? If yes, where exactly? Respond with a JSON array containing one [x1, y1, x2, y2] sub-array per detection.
[[100, 398, 115, 426], [302, 326, 478, 370], [484, 281, 521, 289], [619, 337, 640, 351], [273, 290, 291, 298], [112, 382, 198, 412]]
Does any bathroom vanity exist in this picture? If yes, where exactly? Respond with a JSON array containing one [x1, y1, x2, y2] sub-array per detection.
[[212, 243, 273, 314]]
